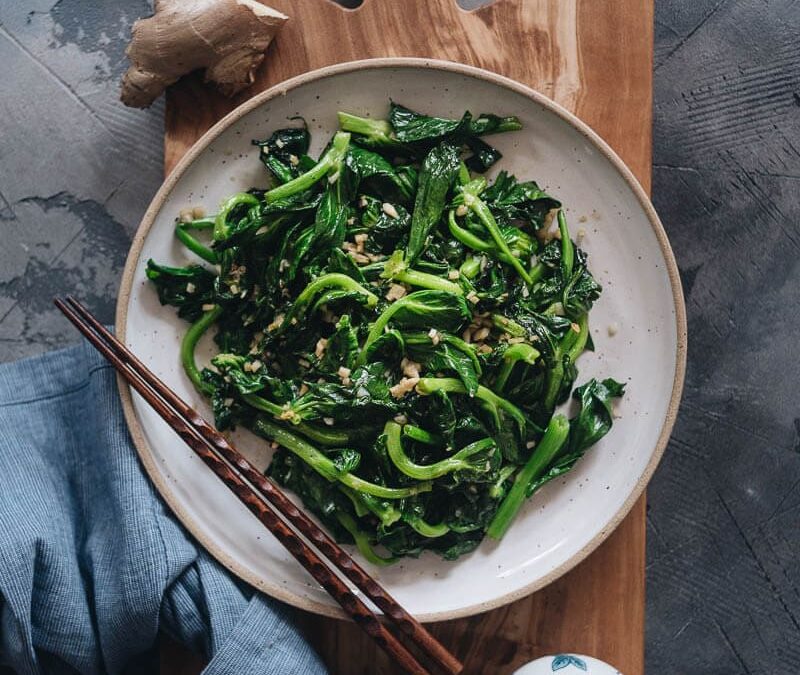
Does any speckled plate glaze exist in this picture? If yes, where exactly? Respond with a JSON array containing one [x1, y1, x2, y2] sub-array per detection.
[[116, 59, 686, 621]]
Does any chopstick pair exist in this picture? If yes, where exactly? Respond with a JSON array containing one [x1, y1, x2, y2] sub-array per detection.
[[55, 296, 462, 675]]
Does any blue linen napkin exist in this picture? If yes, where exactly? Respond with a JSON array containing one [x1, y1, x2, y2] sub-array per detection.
[[0, 339, 327, 674]]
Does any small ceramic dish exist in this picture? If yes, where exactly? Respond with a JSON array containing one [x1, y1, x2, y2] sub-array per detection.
[[116, 58, 686, 621], [514, 654, 622, 674]]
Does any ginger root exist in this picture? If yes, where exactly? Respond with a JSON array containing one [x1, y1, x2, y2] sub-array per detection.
[[121, 0, 288, 108]]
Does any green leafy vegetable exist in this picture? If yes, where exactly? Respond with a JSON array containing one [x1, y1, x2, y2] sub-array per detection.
[[145, 100, 622, 562], [266, 131, 350, 204], [253, 123, 313, 184], [388, 103, 521, 172], [384, 421, 498, 480], [357, 290, 471, 366], [337, 112, 407, 153], [406, 143, 461, 262], [526, 378, 625, 496], [175, 217, 218, 263], [380, 250, 463, 294], [345, 146, 416, 203], [482, 170, 560, 228], [487, 414, 569, 539], [145, 260, 216, 322]]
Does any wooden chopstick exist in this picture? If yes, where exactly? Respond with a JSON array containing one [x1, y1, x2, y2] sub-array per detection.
[[64, 297, 458, 674], [55, 297, 462, 675]]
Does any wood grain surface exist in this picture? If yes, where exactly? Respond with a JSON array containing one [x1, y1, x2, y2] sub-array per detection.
[[163, 1, 653, 673]]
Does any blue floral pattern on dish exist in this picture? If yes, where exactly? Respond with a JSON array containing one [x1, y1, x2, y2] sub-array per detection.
[[551, 654, 588, 671]]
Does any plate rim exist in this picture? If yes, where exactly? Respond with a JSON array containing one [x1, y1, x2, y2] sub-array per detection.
[[116, 56, 687, 622]]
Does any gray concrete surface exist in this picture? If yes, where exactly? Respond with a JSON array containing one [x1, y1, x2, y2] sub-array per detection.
[[1, 1, 798, 672], [648, 3, 800, 673], [0, 0, 162, 357]]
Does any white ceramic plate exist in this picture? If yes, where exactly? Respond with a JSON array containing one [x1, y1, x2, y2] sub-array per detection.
[[117, 59, 686, 621]]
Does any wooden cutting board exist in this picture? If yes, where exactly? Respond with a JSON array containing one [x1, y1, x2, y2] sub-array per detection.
[[162, 1, 652, 673]]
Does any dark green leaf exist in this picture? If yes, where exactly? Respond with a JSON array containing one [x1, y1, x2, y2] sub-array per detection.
[[326, 248, 367, 284], [563, 266, 602, 316], [406, 143, 461, 261], [145, 260, 216, 322], [268, 450, 352, 540], [409, 389, 456, 443], [364, 328, 405, 362], [568, 377, 625, 453], [483, 171, 560, 228], [364, 203, 411, 253], [253, 124, 312, 183], [389, 290, 471, 333], [320, 315, 359, 372], [526, 378, 625, 496], [331, 448, 362, 475], [345, 146, 415, 203], [389, 102, 464, 143], [426, 344, 480, 397]]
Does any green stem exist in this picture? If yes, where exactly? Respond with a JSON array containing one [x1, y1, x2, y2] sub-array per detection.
[[292, 423, 353, 447], [341, 486, 371, 517], [336, 113, 406, 152], [242, 393, 351, 446], [543, 302, 564, 316], [335, 511, 397, 566], [448, 210, 516, 265], [384, 422, 495, 480], [356, 293, 416, 366], [337, 112, 392, 137], [266, 131, 350, 203], [213, 193, 260, 241], [261, 153, 295, 184], [380, 250, 463, 295], [340, 486, 401, 527], [283, 273, 378, 328], [558, 209, 574, 281], [489, 464, 518, 499], [253, 418, 432, 499], [491, 314, 527, 338], [494, 343, 541, 392], [405, 515, 449, 538], [487, 415, 570, 539], [528, 261, 547, 284], [181, 306, 222, 394], [402, 424, 443, 446], [543, 358, 565, 412], [459, 256, 481, 279], [458, 161, 471, 186], [175, 218, 218, 263], [359, 261, 387, 277], [542, 313, 589, 411], [415, 378, 527, 431], [471, 116, 523, 134], [564, 312, 590, 362], [241, 392, 284, 416], [461, 181, 533, 286], [396, 268, 463, 294]]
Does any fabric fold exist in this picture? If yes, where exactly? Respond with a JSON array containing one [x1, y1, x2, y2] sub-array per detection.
[[0, 341, 325, 675]]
